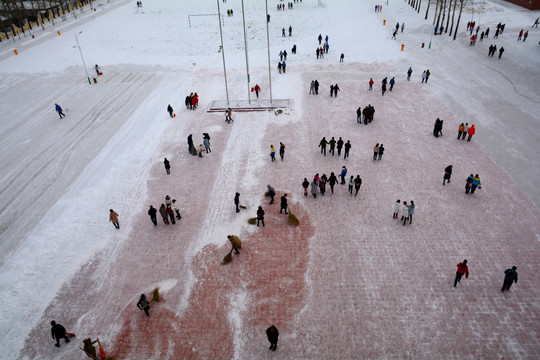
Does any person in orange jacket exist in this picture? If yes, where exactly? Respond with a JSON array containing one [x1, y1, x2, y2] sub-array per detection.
[[369, 78, 374, 91], [457, 123, 465, 139], [467, 124, 476, 141], [454, 260, 469, 287]]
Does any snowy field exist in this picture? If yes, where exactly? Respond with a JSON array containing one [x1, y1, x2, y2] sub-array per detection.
[[0, 0, 539, 359]]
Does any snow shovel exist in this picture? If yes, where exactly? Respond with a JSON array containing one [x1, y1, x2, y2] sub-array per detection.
[[222, 249, 234, 264], [247, 217, 257, 225], [66, 331, 76, 337], [239, 204, 247, 209], [96, 338, 106, 359]]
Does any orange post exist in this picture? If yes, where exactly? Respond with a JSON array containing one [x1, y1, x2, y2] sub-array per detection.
[[383, 19, 386, 26], [401, 44, 405, 51], [57, 31, 61, 35], [14, 49, 19, 55]]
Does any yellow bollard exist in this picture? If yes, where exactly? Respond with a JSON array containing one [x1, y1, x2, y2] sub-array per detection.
[[383, 19, 386, 26], [401, 44, 405, 51], [14, 49, 18, 55], [57, 30, 61, 35]]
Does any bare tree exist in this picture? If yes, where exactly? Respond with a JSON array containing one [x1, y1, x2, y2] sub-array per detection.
[[425, 0, 431, 20], [453, 0, 468, 40], [435, 0, 444, 28], [440, 0, 448, 32], [433, 0, 439, 25], [445, 0, 453, 32]]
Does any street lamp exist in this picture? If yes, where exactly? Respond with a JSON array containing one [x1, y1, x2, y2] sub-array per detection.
[[74, 31, 91, 84]]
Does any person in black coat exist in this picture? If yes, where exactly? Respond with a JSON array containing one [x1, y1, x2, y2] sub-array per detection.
[[344, 140, 351, 159], [328, 172, 338, 193], [280, 194, 288, 214], [137, 294, 150, 316], [266, 325, 279, 351], [319, 137, 328, 155], [443, 165, 453, 185], [163, 158, 170, 175], [234, 192, 241, 213], [336, 137, 344, 157], [51, 321, 70, 347], [148, 205, 158, 225], [185, 94, 192, 109], [256, 206, 265, 227], [314, 80, 319, 94], [501, 266, 518, 291], [354, 175, 362, 196], [377, 144, 385, 161], [167, 104, 174, 118]]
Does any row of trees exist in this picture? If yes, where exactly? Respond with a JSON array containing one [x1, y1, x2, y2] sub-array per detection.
[[407, 0, 472, 40], [0, 0, 94, 28]]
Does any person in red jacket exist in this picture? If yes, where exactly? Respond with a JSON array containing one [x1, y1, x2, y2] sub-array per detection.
[[454, 260, 469, 287], [254, 84, 261, 98], [369, 78, 374, 91], [467, 124, 476, 141], [191, 93, 199, 110]]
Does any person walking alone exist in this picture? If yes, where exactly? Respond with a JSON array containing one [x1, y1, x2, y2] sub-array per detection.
[[109, 209, 119, 229], [148, 205, 158, 226], [443, 165, 453, 185], [164, 157, 170, 175], [279, 142, 285, 160], [234, 192, 241, 213], [55, 103, 65, 118], [501, 266, 518, 291], [454, 260, 469, 287], [266, 325, 279, 351]]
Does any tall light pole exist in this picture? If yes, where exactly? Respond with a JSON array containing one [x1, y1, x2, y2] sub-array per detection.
[[265, 0, 273, 103], [216, 0, 229, 105], [241, 0, 251, 104], [74, 31, 91, 84]]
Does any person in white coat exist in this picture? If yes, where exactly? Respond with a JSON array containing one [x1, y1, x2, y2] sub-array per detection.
[[310, 180, 318, 198], [172, 199, 182, 220], [401, 201, 409, 226], [392, 199, 401, 219], [348, 176, 355, 194]]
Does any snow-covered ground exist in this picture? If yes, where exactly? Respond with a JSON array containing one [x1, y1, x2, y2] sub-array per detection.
[[0, 0, 539, 359]]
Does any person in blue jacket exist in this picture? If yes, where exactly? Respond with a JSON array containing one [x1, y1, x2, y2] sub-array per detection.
[[340, 166, 347, 184], [55, 103, 65, 118], [471, 174, 481, 194]]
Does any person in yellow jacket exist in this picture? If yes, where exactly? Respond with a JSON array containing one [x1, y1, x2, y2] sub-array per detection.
[[109, 209, 119, 229], [457, 123, 465, 139], [228, 235, 242, 254]]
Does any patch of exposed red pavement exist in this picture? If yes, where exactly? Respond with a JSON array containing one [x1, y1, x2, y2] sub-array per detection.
[[110, 201, 313, 359]]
